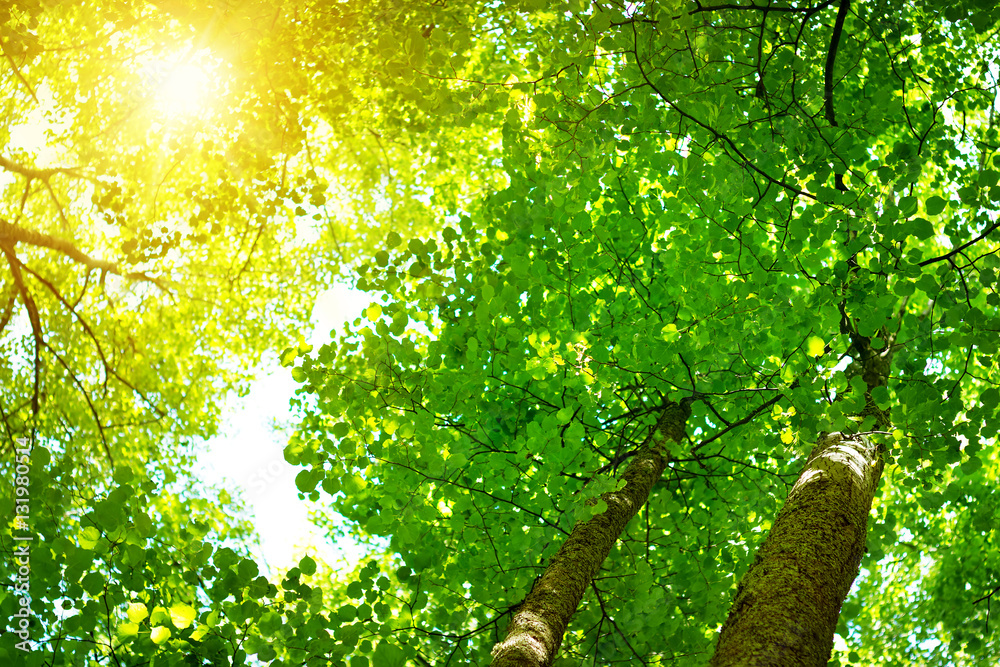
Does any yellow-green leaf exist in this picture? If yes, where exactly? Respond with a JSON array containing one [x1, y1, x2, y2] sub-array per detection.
[[150, 626, 171, 644], [79, 526, 101, 550], [807, 336, 825, 357], [150, 606, 170, 624], [119, 622, 140, 637], [126, 602, 148, 624], [169, 603, 197, 629]]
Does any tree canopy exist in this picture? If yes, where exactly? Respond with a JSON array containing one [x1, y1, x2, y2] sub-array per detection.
[[3, 0, 1000, 666]]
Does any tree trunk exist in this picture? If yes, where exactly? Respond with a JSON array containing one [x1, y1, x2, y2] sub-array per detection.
[[709, 430, 885, 667], [489, 400, 692, 667]]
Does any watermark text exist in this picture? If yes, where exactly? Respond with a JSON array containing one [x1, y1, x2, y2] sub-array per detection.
[[10, 437, 32, 652]]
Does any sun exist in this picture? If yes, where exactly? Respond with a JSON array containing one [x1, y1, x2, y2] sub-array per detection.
[[140, 47, 225, 119], [156, 62, 212, 117]]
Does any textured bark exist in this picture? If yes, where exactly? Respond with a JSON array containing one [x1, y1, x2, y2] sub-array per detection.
[[489, 400, 692, 667], [709, 431, 885, 667]]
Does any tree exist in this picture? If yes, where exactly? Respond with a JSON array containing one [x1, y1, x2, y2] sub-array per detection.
[[4, 0, 1000, 666], [287, 0, 1000, 665]]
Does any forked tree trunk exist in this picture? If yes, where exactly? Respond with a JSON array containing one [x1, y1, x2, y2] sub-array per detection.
[[709, 431, 885, 667], [489, 400, 692, 667]]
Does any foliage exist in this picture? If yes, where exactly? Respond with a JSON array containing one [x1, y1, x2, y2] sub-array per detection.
[[288, 0, 1000, 665], [2, 0, 1000, 666], [0, 0, 326, 460], [0, 1, 326, 664]]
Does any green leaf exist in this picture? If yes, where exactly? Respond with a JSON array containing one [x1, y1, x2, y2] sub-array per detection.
[[299, 555, 317, 575], [961, 457, 983, 475], [150, 606, 171, 625], [980, 387, 999, 409], [119, 622, 140, 637], [374, 642, 407, 667], [295, 469, 318, 493], [82, 572, 104, 596], [871, 386, 891, 409], [925, 195, 946, 215], [337, 604, 357, 622], [909, 217, 935, 240]]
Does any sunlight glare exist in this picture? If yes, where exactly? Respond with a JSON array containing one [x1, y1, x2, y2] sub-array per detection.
[[6, 85, 68, 168], [156, 62, 211, 116]]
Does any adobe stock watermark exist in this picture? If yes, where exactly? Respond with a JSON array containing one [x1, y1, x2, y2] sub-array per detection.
[[245, 455, 296, 501], [10, 436, 33, 652]]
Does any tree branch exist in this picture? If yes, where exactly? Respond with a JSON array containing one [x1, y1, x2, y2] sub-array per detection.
[[692, 391, 785, 453], [42, 340, 113, 465], [0, 218, 167, 289], [919, 220, 1000, 267], [824, 0, 851, 192], [627, 22, 816, 200], [21, 263, 167, 420], [0, 290, 15, 335], [1, 49, 39, 103], [0, 154, 81, 181], [691, 0, 836, 13], [0, 243, 42, 415]]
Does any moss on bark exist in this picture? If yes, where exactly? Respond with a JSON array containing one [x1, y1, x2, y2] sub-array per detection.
[[709, 431, 885, 667]]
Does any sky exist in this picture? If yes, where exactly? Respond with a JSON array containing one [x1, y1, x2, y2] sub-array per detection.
[[193, 284, 374, 575]]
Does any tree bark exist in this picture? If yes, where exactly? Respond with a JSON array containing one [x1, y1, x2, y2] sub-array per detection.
[[489, 400, 692, 667], [0, 217, 163, 287], [709, 430, 884, 667]]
